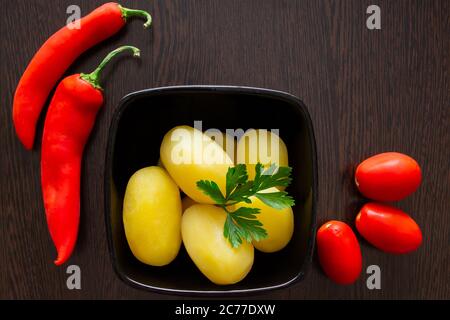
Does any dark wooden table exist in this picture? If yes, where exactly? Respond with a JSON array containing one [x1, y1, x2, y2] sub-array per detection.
[[1, 0, 449, 299]]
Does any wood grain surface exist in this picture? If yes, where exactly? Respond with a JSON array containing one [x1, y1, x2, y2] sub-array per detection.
[[1, 0, 449, 299]]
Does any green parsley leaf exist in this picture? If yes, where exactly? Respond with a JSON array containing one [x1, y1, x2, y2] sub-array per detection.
[[223, 214, 243, 247], [196, 180, 226, 204], [227, 181, 253, 204], [231, 206, 260, 218], [255, 191, 295, 209], [253, 164, 292, 190], [225, 164, 248, 197], [196, 162, 294, 248], [224, 207, 267, 247]]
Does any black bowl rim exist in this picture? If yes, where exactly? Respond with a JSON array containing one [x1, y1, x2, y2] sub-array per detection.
[[104, 85, 318, 296]]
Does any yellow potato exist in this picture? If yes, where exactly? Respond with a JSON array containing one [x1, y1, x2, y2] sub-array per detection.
[[160, 126, 233, 204], [123, 166, 182, 266], [236, 129, 288, 184], [181, 196, 197, 212], [182, 204, 254, 285], [235, 187, 294, 252]]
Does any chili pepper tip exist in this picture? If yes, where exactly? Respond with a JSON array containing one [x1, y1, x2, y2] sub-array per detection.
[[54, 251, 68, 266]]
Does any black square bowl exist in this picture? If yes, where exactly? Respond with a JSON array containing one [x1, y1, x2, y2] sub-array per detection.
[[104, 86, 317, 295]]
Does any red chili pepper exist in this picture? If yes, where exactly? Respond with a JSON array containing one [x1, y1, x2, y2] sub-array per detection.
[[13, 3, 151, 150], [41, 46, 140, 266]]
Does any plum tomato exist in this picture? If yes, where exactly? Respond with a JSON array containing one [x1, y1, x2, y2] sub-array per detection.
[[356, 202, 422, 254], [355, 152, 422, 201], [316, 220, 362, 285]]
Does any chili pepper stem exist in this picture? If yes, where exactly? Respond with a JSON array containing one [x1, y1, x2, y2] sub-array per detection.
[[119, 5, 152, 28], [80, 46, 140, 90]]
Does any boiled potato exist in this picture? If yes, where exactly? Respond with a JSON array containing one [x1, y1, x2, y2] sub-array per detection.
[[160, 126, 233, 204], [182, 204, 254, 285], [235, 187, 294, 252], [181, 196, 197, 212], [123, 166, 182, 266], [236, 129, 288, 184]]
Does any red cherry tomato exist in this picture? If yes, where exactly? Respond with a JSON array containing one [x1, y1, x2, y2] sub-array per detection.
[[356, 202, 422, 254], [316, 221, 362, 285], [355, 152, 422, 201]]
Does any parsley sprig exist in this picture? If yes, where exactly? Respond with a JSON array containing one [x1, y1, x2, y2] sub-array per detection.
[[196, 163, 295, 248]]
